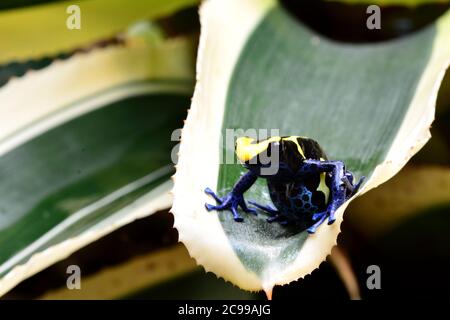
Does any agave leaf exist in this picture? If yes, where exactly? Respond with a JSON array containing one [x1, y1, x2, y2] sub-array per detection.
[[0, 0, 199, 64], [172, 0, 450, 294], [0, 36, 194, 296]]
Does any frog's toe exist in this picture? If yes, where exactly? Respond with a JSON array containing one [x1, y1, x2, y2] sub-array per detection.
[[239, 199, 258, 216], [204, 187, 222, 203], [205, 203, 221, 211], [204, 188, 259, 222], [307, 210, 330, 233], [204, 187, 214, 194], [248, 201, 278, 215], [307, 214, 328, 234], [231, 206, 243, 222], [306, 225, 319, 234], [327, 215, 336, 225], [352, 176, 366, 195], [327, 207, 338, 224], [312, 211, 326, 221], [205, 196, 231, 211]]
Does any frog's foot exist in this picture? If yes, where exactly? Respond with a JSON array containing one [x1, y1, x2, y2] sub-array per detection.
[[307, 211, 328, 234], [204, 188, 256, 222]]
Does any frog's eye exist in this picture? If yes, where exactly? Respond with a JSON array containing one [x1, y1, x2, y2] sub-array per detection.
[[235, 136, 280, 163]]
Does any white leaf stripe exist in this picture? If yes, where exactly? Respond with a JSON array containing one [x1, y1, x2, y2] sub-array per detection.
[[0, 80, 192, 157], [0, 38, 194, 156]]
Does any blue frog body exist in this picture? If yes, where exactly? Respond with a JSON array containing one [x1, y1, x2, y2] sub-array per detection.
[[204, 136, 364, 234]]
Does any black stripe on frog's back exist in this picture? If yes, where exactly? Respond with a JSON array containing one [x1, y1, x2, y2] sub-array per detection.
[[279, 139, 304, 173], [297, 137, 328, 160]]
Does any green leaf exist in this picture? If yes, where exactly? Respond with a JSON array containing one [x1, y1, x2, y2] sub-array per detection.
[[0, 36, 194, 296], [0, 0, 199, 64], [172, 0, 450, 294]]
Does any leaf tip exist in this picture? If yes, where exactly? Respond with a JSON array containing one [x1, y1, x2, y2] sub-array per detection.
[[263, 284, 273, 300]]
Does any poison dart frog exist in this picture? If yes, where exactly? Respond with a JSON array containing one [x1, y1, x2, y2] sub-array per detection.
[[204, 136, 365, 234]]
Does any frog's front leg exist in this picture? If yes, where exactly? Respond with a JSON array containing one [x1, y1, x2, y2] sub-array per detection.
[[303, 160, 365, 229], [204, 171, 258, 222]]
